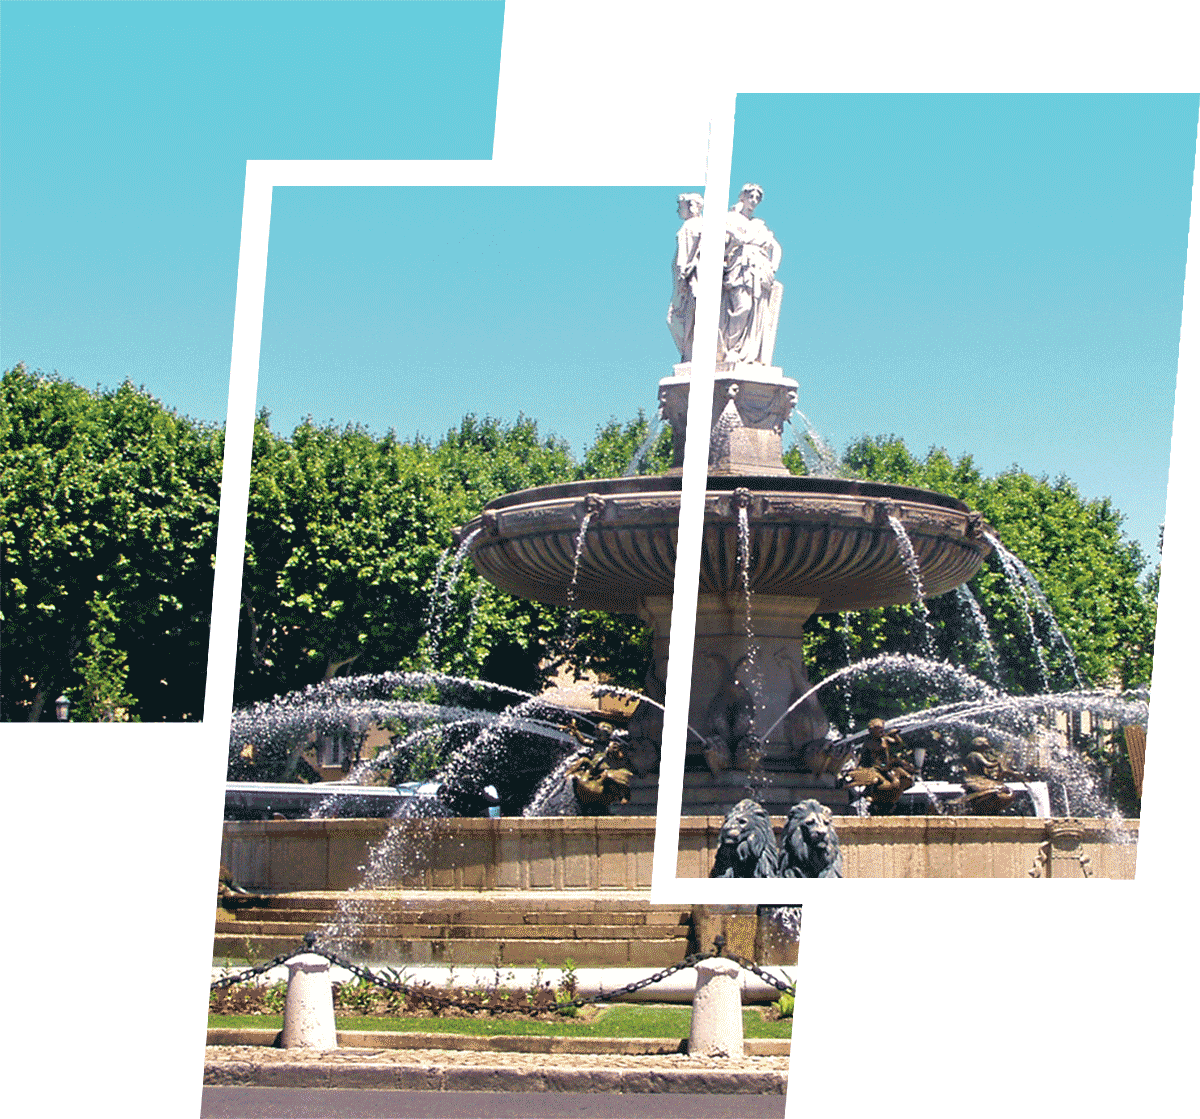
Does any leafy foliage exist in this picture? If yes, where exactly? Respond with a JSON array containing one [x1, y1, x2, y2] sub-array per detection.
[[5, 357, 1154, 768], [1, 365, 221, 720], [575, 411, 673, 480], [235, 409, 679, 709], [801, 434, 1157, 734]]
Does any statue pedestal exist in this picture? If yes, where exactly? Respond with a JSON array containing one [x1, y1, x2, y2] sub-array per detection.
[[630, 593, 831, 775], [659, 365, 797, 477]]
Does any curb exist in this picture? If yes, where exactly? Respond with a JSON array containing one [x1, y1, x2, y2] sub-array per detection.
[[204, 1060, 788, 1095], [207, 1028, 790, 1056]]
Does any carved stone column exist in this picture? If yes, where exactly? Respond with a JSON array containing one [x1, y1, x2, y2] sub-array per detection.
[[659, 365, 798, 477], [636, 592, 829, 769]]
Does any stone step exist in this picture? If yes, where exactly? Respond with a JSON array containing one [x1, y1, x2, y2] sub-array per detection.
[[215, 919, 688, 942], [224, 903, 686, 927], [213, 933, 689, 968], [246, 891, 678, 914]]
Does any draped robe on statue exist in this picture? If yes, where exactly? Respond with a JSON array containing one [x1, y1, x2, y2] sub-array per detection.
[[720, 211, 782, 365], [667, 214, 704, 361]]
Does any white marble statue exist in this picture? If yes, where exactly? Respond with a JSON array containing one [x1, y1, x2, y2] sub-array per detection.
[[719, 183, 783, 365], [667, 192, 704, 361]]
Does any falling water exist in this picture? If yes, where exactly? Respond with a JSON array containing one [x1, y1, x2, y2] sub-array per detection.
[[838, 614, 858, 732], [985, 532, 1086, 689], [592, 683, 706, 744], [622, 414, 663, 476], [735, 498, 770, 796], [425, 526, 483, 668], [886, 687, 1148, 740], [983, 531, 1050, 690], [885, 512, 935, 656], [550, 508, 597, 668], [229, 670, 536, 758], [736, 501, 761, 687], [432, 687, 588, 806], [789, 409, 841, 477], [524, 748, 593, 816], [423, 547, 451, 629], [880, 688, 1146, 822], [307, 682, 610, 946], [761, 652, 1002, 742], [465, 579, 486, 645], [709, 398, 742, 467], [955, 584, 1003, 685], [318, 813, 445, 954]]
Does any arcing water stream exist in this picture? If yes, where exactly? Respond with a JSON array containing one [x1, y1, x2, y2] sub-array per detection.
[[232, 483, 1146, 827]]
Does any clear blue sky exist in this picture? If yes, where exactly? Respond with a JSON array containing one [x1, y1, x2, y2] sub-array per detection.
[[0, 0, 504, 420], [731, 94, 1197, 567], [258, 94, 1195, 567], [2, 7, 1193, 569], [256, 185, 699, 446]]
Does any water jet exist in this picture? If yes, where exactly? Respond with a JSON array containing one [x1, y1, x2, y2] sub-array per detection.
[[458, 186, 993, 815]]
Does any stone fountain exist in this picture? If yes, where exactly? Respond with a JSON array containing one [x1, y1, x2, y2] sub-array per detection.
[[458, 184, 993, 815], [215, 184, 1142, 985]]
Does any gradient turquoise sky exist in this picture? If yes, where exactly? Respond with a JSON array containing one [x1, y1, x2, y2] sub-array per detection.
[[731, 93, 1197, 566], [256, 94, 1195, 566], [2, 5, 1193, 568], [0, 0, 504, 419], [256, 184, 699, 444]]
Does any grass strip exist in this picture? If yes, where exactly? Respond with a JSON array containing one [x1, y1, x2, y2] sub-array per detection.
[[210, 1005, 792, 1039]]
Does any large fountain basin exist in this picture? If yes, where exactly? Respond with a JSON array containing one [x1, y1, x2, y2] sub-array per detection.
[[460, 475, 991, 614]]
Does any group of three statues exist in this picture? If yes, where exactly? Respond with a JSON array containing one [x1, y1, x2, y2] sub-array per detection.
[[668, 183, 783, 366]]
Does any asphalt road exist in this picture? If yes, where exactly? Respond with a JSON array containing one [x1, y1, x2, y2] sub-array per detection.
[[200, 1087, 786, 1118]]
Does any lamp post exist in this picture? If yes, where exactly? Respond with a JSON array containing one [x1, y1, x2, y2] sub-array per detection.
[[55, 694, 70, 722]]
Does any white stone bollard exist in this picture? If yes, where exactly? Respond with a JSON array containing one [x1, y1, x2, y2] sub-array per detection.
[[281, 953, 338, 1050], [689, 957, 744, 1059]]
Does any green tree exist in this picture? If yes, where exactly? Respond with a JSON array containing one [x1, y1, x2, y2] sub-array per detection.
[[575, 411, 673, 480], [1, 365, 222, 720], [74, 592, 138, 722], [561, 412, 674, 691], [801, 434, 1156, 734], [235, 412, 579, 705], [234, 409, 681, 709]]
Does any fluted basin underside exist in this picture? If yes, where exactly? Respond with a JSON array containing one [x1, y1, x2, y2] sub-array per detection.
[[462, 475, 990, 614]]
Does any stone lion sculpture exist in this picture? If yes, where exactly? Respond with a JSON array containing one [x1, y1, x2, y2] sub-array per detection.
[[779, 799, 843, 878], [710, 798, 780, 878]]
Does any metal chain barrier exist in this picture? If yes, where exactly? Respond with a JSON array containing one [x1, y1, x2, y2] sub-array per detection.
[[553, 952, 712, 1012], [211, 931, 795, 1007], [210, 948, 299, 990], [720, 952, 795, 994]]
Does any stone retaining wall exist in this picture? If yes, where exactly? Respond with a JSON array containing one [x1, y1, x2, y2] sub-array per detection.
[[222, 815, 1137, 891]]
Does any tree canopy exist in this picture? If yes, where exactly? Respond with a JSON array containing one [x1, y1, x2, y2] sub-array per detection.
[[4, 361, 1156, 759], [798, 434, 1156, 738], [235, 409, 673, 709], [2, 365, 222, 720]]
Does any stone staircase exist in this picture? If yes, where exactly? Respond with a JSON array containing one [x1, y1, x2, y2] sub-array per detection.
[[214, 890, 695, 968]]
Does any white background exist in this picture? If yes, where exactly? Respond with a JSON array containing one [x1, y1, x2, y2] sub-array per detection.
[[8, 4, 1196, 1115]]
